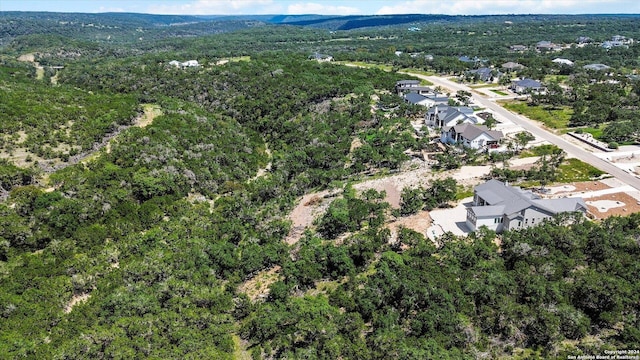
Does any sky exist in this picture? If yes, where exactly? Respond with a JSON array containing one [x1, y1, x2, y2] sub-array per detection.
[[1, 0, 640, 16]]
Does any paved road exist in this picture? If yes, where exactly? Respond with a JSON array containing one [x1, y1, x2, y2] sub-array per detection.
[[403, 73, 640, 192]]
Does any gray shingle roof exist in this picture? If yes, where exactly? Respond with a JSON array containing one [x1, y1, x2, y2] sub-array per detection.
[[532, 198, 587, 213], [399, 86, 434, 92], [452, 124, 503, 141], [428, 105, 478, 125], [583, 63, 610, 71], [471, 180, 586, 219], [405, 92, 428, 104], [396, 80, 420, 86], [502, 62, 524, 69], [514, 78, 542, 88]]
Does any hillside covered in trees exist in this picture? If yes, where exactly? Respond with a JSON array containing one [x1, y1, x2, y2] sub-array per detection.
[[0, 12, 639, 359]]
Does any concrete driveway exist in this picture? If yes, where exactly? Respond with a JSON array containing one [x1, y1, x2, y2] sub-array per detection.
[[427, 197, 473, 240]]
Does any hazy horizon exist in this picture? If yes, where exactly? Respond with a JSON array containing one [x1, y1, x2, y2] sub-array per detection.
[[2, 0, 640, 16]]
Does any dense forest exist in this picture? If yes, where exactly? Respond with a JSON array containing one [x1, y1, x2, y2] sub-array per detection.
[[0, 12, 639, 359]]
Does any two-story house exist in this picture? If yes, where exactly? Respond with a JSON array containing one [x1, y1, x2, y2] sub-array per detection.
[[425, 105, 481, 128], [440, 124, 503, 150], [466, 180, 587, 233]]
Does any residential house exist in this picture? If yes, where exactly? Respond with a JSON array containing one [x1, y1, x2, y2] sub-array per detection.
[[601, 35, 633, 49], [509, 45, 528, 52], [397, 85, 434, 95], [169, 60, 200, 68], [440, 124, 503, 150], [396, 80, 420, 88], [511, 78, 544, 94], [309, 53, 334, 62], [501, 62, 525, 71], [467, 67, 500, 82], [181, 60, 199, 67], [576, 36, 593, 44], [583, 63, 610, 71], [404, 93, 432, 107], [536, 41, 562, 52], [395, 80, 421, 94], [601, 41, 623, 49], [458, 56, 487, 64], [466, 180, 587, 233], [425, 105, 481, 128], [423, 93, 450, 106], [404, 91, 449, 107], [612, 35, 633, 44], [552, 58, 574, 66]]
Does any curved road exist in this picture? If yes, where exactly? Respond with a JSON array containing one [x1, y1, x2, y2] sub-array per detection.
[[403, 73, 640, 192]]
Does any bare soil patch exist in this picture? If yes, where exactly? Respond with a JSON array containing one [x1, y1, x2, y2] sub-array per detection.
[[352, 161, 490, 210], [0, 147, 49, 168], [17, 53, 36, 62], [586, 192, 640, 219], [135, 104, 163, 128], [386, 210, 432, 243], [548, 181, 611, 195], [237, 265, 282, 302], [285, 190, 338, 245], [64, 293, 91, 313]]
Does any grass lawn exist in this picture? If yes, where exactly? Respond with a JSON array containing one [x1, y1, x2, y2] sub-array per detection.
[[469, 84, 498, 89], [490, 89, 509, 96], [500, 100, 572, 129], [228, 56, 250, 62], [399, 68, 435, 82], [544, 75, 570, 84], [519, 144, 562, 158], [574, 127, 604, 139], [557, 158, 605, 182], [455, 184, 474, 200], [517, 158, 604, 188]]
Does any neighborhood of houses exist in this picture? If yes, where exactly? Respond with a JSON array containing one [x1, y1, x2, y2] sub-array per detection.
[[296, 32, 640, 244], [393, 72, 595, 235], [304, 33, 635, 236]]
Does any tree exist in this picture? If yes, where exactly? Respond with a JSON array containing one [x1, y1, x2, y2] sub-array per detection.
[[455, 90, 472, 106], [424, 177, 457, 210], [514, 131, 535, 152], [484, 114, 497, 129], [400, 187, 424, 215]]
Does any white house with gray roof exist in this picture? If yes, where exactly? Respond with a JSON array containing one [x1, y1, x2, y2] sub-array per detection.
[[552, 58, 574, 66], [404, 92, 433, 107], [466, 180, 587, 233], [404, 91, 449, 107], [511, 78, 544, 94], [441, 124, 503, 150], [583, 63, 610, 71], [425, 105, 481, 128]]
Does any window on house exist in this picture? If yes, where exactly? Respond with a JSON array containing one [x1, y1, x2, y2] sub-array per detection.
[[525, 219, 528, 224], [532, 218, 535, 224]]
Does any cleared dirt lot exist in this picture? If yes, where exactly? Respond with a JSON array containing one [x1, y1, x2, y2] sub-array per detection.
[[585, 192, 640, 219]]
